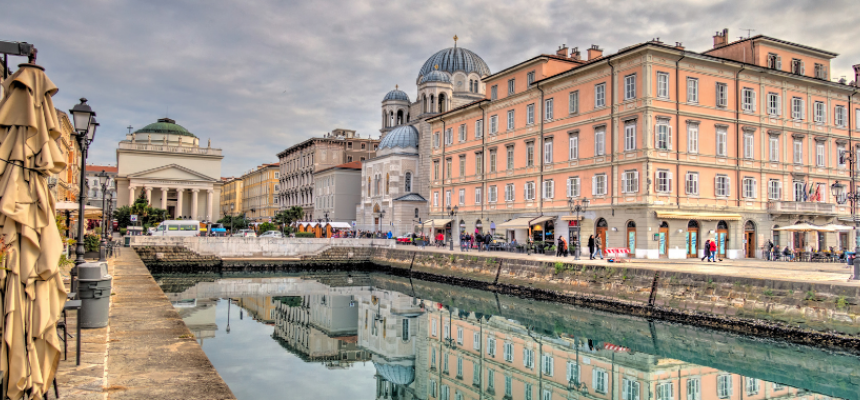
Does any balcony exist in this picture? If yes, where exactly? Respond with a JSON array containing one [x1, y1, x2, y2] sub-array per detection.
[[767, 201, 836, 215]]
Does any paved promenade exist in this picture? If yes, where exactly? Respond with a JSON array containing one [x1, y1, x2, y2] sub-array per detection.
[[400, 244, 859, 284]]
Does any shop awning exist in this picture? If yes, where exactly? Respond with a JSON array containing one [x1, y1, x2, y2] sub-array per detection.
[[421, 219, 452, 227], [529, 216, 555, 226], [327, 222, 352, 229], [654, 211, 742, 221], [560, 215, 584, 221], [496, 217, 539, 229]]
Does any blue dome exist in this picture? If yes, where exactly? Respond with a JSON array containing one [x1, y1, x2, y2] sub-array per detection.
[[379, 125, 419, 150], [419, 70, 451, 84], [418, 47, 491, 80], [383, 89, 410, 102]]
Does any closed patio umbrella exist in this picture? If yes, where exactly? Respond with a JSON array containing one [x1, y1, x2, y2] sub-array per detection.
[[0, 62, 68, 399]]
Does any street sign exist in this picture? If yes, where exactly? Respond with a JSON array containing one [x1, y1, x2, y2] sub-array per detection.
[[130, 215, 138, 222]]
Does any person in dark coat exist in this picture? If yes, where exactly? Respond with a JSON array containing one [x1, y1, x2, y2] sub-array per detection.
[[587, 235, 595, 260], [484, 233, 493, 251], [702, 239, 710, 261]]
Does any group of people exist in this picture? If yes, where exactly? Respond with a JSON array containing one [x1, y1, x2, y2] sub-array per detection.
[[700, 239, 721, 262], [459, 231, 498, 252]]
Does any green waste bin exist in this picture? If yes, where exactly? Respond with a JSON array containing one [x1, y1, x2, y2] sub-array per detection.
[[77, 262, 112, 329], [124, 236, 131, 247]]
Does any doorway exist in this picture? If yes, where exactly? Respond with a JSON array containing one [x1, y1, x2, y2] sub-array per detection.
[[839, 232, 848, 252], [716, 220, 728, 259], [686, 220, 699, 258], [658, 221, 669, 258], [744, 220, 756, 258], [595, 218, 608, 252], [773, 225, 780, 248], [626, 221, 636, 255]]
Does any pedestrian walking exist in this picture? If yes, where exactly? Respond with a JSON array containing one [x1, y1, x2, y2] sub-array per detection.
[[702, 239, 710, 261], [709, 240, 717, 262], [556, 236, 565, 257], [588, 235, 595, 260], [766, 240, 774, 260], [484, 233, 492, 251], [595, 235, 604, 259]]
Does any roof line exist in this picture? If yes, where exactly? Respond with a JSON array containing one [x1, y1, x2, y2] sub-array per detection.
[[482, 54, 582, 82], [702, 34, 838, 57], [427, 99, 489, 121]]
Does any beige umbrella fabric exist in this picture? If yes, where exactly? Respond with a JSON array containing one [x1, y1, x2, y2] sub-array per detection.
[[773, 223, 827, 232], [0, 63, 68, 399]]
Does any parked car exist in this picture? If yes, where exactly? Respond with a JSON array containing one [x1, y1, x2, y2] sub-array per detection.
[[259, 230, 285, 238], [232, 229, 257, 238], [209, 223, 228, 237]]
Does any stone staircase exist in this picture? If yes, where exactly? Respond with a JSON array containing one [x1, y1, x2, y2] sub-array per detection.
[[134, 245, 222, 272]]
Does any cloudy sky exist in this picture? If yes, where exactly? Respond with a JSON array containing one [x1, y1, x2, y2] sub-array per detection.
[[4, 0, 859, 176]]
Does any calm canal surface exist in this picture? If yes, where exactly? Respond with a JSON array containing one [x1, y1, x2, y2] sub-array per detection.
[[158, 273, 860, 400]]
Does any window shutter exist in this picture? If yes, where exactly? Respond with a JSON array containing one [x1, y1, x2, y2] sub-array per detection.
[[592, 371, 598, 391], [667, 171, 673, 193], [800, 61, 805, 75], [623, 380, 629, 400], [634, 171, 639, 192], [567, 179, 572, 197], [668, 126, 673, 148], [726, 177, 731, 196], [776, 56, 782, 70], [592, 176, 597, 195], [634, 382, 640, 400], [777, 181, 782, 199], [777, 94, 782, 116], [621, 173, 628, 194], [550, 181, 554, 198], [668, 382, 673, 399]]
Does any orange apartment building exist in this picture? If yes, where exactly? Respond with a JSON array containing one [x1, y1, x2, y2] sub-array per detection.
[[428, 30, 860, 259]]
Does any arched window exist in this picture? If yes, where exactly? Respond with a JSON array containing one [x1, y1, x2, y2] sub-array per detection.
[[430, 94, 435, 113], [423, 94, 428, 112], [404, 172, 412, 192], [385, 173, 390, 195], [414, 208, 419, 218], [439, 93, 447, 113], [396, 110, 404, 125], [389, 111, 394, 128]]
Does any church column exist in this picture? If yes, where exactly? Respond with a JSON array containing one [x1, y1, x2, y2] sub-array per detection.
[[129, 185, 136, 205], [207, 189, 213, 221], [145, 187, 152, 203], [176, 188, 184, 218], [191, 189, 199, 220], [160, 187, 168, 210]]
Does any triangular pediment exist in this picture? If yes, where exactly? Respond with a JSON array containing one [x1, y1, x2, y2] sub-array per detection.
[[128, 164, 217, 181]]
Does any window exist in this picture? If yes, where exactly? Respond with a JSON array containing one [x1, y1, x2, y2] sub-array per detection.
[[743, 378, 760, 395], [487, 336, 496, 356], [685, 172, 699, 195], [433, 192, 439, 206], [489, 149, 497, 172], [742, 88, 756, 112], [445, 190, 451, 206], [687, 123, 698, 154], [656, 170, 672, 193], [443, 351, 449, 371], [476, 152, 483, 174], [714, 175, 731, 197], [566, 361, 579, 383], [446, 158, 452, 178], [657, 72, 669, 99], [717, 375, 733, 399], [506, 146, 514, 170], [541, 354, 554, 376], [623, 378, 641, 400], [458, 124, 466, 142], [525, 384, 534, 400], [687, 78, 698, 103], [767, 92, 780, 116], [791, 58, 804, 75], [625, 122, 636, 151], [569, 90, 579, 114], [528, 103, 535, 125], [503, 342, 513, 362], [508, 79, 515, 95], [456, 357, 463, 377], [434, 132, 440, 148], [473, 362, 480, 385], [543, 389, 551, 400], [767, 53, 781, 69], [544, 140, 553, 164], [687, 378, 701, 400], [542, 179, 554, 199], [816, 141, 825, 166], [593, 369, 608, 394], [769, 136, 779, 162], [490, 115, 498, 135], [717, 126, 727, 156], [836, 106, 846, 127], [772, 383, 784, 391], [595, 127, 606, 156], [716, 82, 728, 107], [459, 155, 466, 177], [593, 174, 607, 196], [569, 135, 579, 160], [838, 145, 846, 167], [431, 380, 437, 397], [655, 382, 672, 400], [743, 177, 756, 198], [473, 332, 480, 350], [743, 132, 754, 159], [458, 189, 465, 205], [507, 109, 515, 131], [794, 140, 803, 164], [792, 97, 804, 120], [624, 74, 636, 100], [656, 122, 672, 150], [545, 98, 554, 120], [567, 177, 581, 197], [505, 184, 515, 202], [814, 101, 826, 124], [475, 119, 484, 138], [595, 83, 606, 108], [491, 85, 498, 100], [434, 161, 440, 179], [794, 181, 805, 201], [527, 142, 535, 166], [527, 71, 535, 85], [445, 128, 453, 145], [621, 169, 640, 194], [475, 187, 482, 204], [525, 181, 536, 200], [505, 376, 513, 397], [488, 185, 498, 202], [523, 348, 534, 369], [431, 319, 437, 336], [442, 385, 450, 400], [814, 63, 826, 79], [488, 370, 495, 390]]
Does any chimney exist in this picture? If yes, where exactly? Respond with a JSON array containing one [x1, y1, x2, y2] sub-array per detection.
[[853, 64, 860, 87], [587, 45, 603, 61], [556, 44, 569, 57], [675, 42, 685, 50], [570, 47, 581, 61], [713, 28, 729, 48]]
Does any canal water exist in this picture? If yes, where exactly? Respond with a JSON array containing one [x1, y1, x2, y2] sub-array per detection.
[[158, 273, 860, 400]]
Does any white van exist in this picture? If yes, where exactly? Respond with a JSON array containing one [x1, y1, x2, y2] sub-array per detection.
[[152, 220, 201, 237]]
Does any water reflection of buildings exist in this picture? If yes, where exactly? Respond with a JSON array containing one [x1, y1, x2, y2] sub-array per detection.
[[173, 298, 218, 341], [237, 297, 277, 325]]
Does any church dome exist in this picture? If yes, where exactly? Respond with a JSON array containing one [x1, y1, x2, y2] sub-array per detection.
[[419, 69, 452, 84], [383, 88, 410, 102], [379, 125, 419, 152], [135, 118, 196, 138], [418, 47, 491, 81]]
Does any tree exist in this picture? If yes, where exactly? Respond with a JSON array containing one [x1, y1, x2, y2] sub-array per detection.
[[119, 193, 169, 227], [258, 222, 277, 234], [274, 206, 304, 226], [113, 205, 132, 228], [217, 214, 248, 230]]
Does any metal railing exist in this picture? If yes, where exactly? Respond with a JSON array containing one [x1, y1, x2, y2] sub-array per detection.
[[118, 142, 222, 155]]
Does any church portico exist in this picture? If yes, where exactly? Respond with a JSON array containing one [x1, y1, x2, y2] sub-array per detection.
[[126, 178, 216, 220]]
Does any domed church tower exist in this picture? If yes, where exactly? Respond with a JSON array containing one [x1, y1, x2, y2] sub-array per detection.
[[381, 85, 410, 135]]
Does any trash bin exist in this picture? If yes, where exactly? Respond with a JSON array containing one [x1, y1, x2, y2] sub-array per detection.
[[124, 235, 131, 247], [77, 262, 112, 329]]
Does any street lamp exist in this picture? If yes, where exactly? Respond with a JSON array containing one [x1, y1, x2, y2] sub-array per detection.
[[68, 98, 97, 295], [96, 170, 111, 262], [230, 203, 235, 234], [446, 205, 458, 251], [567, 197, 590, 260], [831, 178, 860, 280]]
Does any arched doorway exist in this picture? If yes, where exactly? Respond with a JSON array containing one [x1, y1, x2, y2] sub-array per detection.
[[475, 219, 483, 235], [792, 220, 806, 252], [658, 221, 669, 258], [686, 220, 699, 258], [716, 220, 729, 259], [595, 218, 608, 252], [744, 220, 756, 258], [626, 221, 636, 255]]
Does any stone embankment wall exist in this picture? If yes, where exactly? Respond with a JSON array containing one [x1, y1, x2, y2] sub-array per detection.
[[130, 237, 393, 258]]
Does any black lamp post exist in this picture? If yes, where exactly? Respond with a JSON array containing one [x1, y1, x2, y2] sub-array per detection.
[[96, 170, 111, 262], [230, 203, 235, 234], [831, 179, 859, 280], [567, 197, 590, 260], [446, 205, 458, 251], [68, 98, 97, 294]]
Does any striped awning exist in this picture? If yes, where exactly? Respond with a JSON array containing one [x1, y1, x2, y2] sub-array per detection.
[[655, 211, 742, 221]]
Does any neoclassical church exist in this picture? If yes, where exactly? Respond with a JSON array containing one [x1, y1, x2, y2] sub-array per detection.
[[356, 39, 491, 234]]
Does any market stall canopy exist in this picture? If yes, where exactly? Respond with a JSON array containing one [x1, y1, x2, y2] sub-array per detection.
[[420, 219, 452, 227], [655, 211, 742, 221], [54, 201, 102, 218], [327, 222, 352, 229], [496, 216, 539, 230]]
